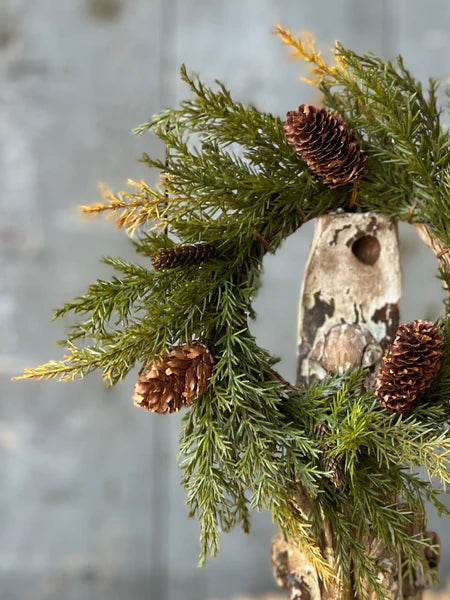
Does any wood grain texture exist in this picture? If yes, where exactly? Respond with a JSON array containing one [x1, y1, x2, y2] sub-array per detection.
[[297, 213, 401, 385]]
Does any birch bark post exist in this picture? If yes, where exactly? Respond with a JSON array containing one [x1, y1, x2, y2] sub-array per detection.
[[271, 212, 440, 600]]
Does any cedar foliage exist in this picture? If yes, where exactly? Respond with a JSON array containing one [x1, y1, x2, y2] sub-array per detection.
[[15, 28, 450, 599]]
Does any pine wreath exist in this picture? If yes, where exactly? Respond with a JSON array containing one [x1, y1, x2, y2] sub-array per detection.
[[15, 26, 450, 599]]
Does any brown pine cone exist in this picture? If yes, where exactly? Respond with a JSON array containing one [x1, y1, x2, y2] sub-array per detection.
[[151, 243, 216, 270], [133, 343, 213, 413], [283, 104, 367, 189], [314, 419, 332, 439], [374, 320, 443, 414], [325, 455, 343, 488]]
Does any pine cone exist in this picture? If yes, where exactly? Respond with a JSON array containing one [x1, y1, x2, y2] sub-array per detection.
[[325, 455, 343, 488], [134, 343, 213, 413], [283, 105, 367, 189], [151, 243, 216, 270], [314, 420, 332, 439], [374, 320, 443, 414], [314, 420, 343, 487]]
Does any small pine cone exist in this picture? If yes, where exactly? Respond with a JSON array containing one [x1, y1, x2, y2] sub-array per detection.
[[283, 104, 367, 189], [374, 320, 443, 414], [325, 455, 343, 488], [134, 343, 213, 413], [314, 420, 342, 487], [133, 368, 184, 414], [314, 420, 332, 439], [151, 243, 216, 270]]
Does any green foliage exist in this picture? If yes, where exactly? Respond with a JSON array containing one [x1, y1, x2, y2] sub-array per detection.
[[16, 37, 450, 599], [318, 47, 450, 246]]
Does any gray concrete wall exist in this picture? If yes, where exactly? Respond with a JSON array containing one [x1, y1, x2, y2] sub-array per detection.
[[1, 1, 449, 598]]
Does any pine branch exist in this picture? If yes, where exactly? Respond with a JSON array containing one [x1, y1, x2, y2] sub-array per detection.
[[15, 38, 450, 596], [52, 257, 156, 340], [276, 28, 450, 248]]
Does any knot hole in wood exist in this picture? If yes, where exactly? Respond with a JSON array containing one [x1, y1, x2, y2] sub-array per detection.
[[351, 235, 381, 265]]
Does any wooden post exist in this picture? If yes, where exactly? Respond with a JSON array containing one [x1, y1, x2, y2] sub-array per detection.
[[271, 213, 440, 599], [297, 212, 401, 386]]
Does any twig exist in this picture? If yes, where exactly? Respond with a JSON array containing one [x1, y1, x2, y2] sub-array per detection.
[[253, 229, 273, 252], [408, 200, 418, 224]]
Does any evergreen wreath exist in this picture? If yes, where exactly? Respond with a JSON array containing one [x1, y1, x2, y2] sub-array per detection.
[[15, 26, 450, 599]]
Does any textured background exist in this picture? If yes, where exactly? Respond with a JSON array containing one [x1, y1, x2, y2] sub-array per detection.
[[1, 1, 449, 599]]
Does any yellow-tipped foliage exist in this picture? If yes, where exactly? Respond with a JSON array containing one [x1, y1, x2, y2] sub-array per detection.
[[13, 348, 122, 385], [13, 355, 85, 382], [297, 534, 337, 585], [80, 180, 170, 236], [274, 24, 347, 84]]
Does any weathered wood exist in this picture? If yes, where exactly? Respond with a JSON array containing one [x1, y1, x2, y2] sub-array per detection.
[[272, 213, 440, 599], [297, 212, 401, 386]]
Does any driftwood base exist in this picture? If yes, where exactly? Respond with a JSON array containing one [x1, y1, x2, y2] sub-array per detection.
[[271, 528, 440, 600], [212, 586, 450, 600]]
